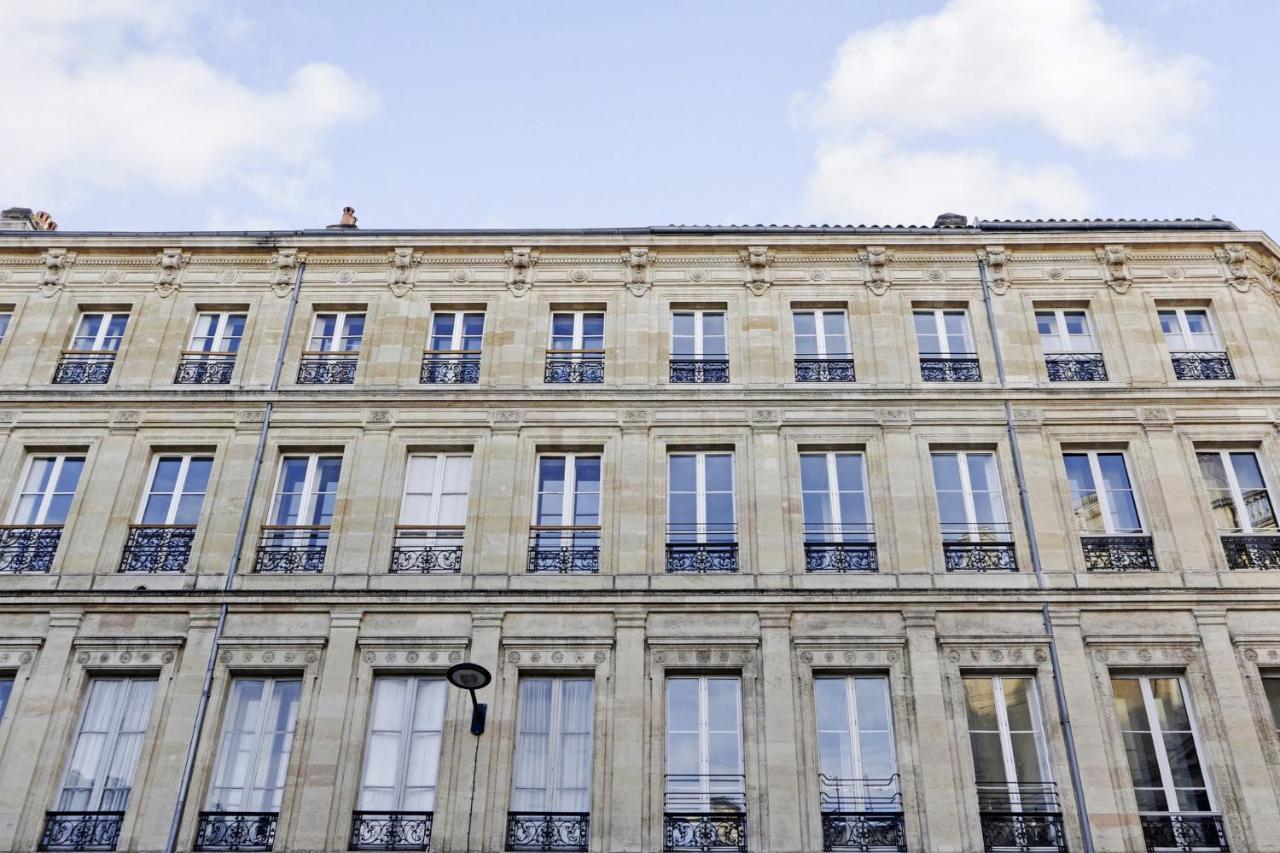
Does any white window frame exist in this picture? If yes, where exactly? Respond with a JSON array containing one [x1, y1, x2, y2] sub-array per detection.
[[54, 676, 157, 812], [932, 451, 1009, 539], [533, 454, 600, 527], [800, 451, 872, 542], [427, 311, 485, 353], [7, 454, 84, 525], [665, 675, 745, 810], [1158, 308, 1221, 353], [670, 310, 727, 357], [71, 312, 129, 353], [188, 311, 246, 354], [399, 453, 471, 528], [814, 675, 899, 807], [667, 452, 735, 543], [510, 676, 596, 813], [548, 311, 605, 352], [965, 676, 1054, 812], [206, 676, 301, 813], [1035, 309, 1096, 353], [1064, 450, 1146, 535], [1114, 675, 1218, 819], [137, 454, 213, 525], [792, 310, 852, 358], [1197, 450, 1277, 533], [268, 454, 341, 528], [308, 311, 365, 353], [913, 309, 974, 357], [357, 676, 447, 812]]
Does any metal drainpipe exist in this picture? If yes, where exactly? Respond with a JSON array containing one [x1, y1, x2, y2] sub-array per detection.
[[165, 259, 306, 853], [976, 251, 1096, 853]]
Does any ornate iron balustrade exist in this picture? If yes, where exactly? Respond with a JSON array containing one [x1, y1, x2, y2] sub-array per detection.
[[1221, 534, 1280, 570], [1081, 534, 1158, 571], [254, 526, 328, 573], [976, 783, 1066, 853], [795, 356, 856, 383], [1139, 812, 1229, 852], [349, 811, 432, 851], [39, 811, 125, 852], [942, 524, 1017, 571], [919, 353, 981, 382], [193, 812, 278, 852], [1044, 352, 1107, 382], [421, 351, 481, 384], [666, 525, 739, 573], [390, 526, 464, 574], [804, 525, 877, 572], [505, 812, 590, 851], [818, 775, 906, 852], [544, 351, 605, 384], [119, 524, 196, 573], [669, 357, 730, 384], [664, 776, 747, 852], [1170, 351, 1233, 381], [0, 525, 62, 573], [175, 352, 237, 384], [527, 526, 600, 573], [53, 352, 116, 384], [297, 352, 357, 384]]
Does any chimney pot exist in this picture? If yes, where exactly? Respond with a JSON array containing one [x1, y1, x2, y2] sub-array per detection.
[[933, 212, 968, 228]]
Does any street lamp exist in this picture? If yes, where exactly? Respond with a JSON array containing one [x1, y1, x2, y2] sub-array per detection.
[[446, 661, 492, 735]]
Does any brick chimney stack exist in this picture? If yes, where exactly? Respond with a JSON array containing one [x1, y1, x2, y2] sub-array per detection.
[[0, 207, 57, 231]]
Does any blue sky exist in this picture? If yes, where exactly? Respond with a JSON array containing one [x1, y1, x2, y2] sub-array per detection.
[[3, 1, 1277, 236]]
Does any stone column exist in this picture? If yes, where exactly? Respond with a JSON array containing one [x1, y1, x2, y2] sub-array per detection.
[[442, 612, 503, 853], [615, 420, 651, 582], [335, 429, 390, 588], [758, 610, 803, 852], [883, 423, 930, 576], [606, 610, 647, 850], [475, 426, 520, 585], [902, 609, 964, 852], [750, 418, 787, 579]]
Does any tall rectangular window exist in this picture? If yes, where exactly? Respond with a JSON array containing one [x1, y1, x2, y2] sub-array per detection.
[[1, 454, 84, 574], [800, 452, 875, 572], [665, 676, 745, 848], [529, 455, 601, 573], [1111, 676, 1227, 852], [1037, 309, 1106, 381], [121, 454, 213, 573], [178, 312, 246, 384], [206, 677, 302, 814], [1063, 450, 1156, 571], [814, 676, 901, 817], [55, 312, 129, 384], [1159, 308, 1233, 381], [256, 455, 341, 573], [0, 676, 11, 722], [793, 310, 854, 382], [914, 310, 979, 382], [670, 310, 728, 383], [931, 451, 1015, 570], [545, 311, 605, 384], [667, 452, 736, 572], [391, 454, 470, 574], [53, 677, 157, 813], [1197, 451, 1278, 534], [423, 311, 484, 384], [299, 311, 364, 384], [0, 311, 11, 344]]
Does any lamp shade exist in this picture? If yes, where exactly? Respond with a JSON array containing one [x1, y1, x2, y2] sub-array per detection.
[[446, 661, 492, 691]]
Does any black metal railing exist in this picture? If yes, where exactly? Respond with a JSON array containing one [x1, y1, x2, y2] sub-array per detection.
[[39, 811, 125, 852], [389, 526, 464, 574], [1080, 534, 1157, 571], [666, 524, 738, 573], [505, 812, 590, 852], [818, 775, 906, 852], [544, 351, 604, 384], [1170, 352, 1233, 381], [795, 356, 856, 383], [664, 776, 747, 852], [421, 351, 481, 384], [1139, 812, 1229, 852], [193, 812, 278, 852], [527, 526, 601, 573], [350, 811, 432, 851], [175, 352, 237, 384], [1044, 352, 1107, 382], [669, 357, 730, 384], [53, 351, 116, 384], [119, 524, 196, 573], [0, 525, 62, 573], [804, 525, 878, 573], [976, 783, 1066, 853], [297, 351, 357, 384], [920, 353, 980, 382], [1220, 534, 1280, 570], [254, 526, 328, 573], [942, 524, 1017, 571]]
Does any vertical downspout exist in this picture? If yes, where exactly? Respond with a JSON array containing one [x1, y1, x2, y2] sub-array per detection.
[[165, 259, 306, 853], [976, 250, 1096, 853]]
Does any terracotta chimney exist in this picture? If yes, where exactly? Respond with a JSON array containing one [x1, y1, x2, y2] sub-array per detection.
[[334, 206, 358, 228], [1, 207, 57, 231], [32, 210, 57, 231]]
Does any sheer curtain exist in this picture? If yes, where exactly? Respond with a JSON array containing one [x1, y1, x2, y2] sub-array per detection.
[[358, 677, 446, 812], [56, 678, 157, 812], [207, 678, 301, 812], [511, 678, 594, 813]]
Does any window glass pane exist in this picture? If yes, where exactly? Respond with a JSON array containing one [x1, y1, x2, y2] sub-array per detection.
[[1098, 454, 1142, 532], [964, 678, 999, 731], [582, 313, 604, 347], [793, 312, 818, 356], [0, 314, 10, 343], [823, 312, 850, 354], [0, 678, 11, 722], [1065, 454, 1102, 531], [461, 313, 485, 349], [1263, 679, 1280, 735], [943, 312, 970, 352], [913, 312, 940, 353], [429, 313, 455, 350], [704, 454, 733, 493]]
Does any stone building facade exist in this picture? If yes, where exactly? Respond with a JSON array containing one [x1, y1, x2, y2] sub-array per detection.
[[0, 214, 1279, 852]]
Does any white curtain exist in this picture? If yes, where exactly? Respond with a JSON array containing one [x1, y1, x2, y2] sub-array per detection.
[[511, 678, 594, 812], [358, 677, 446, 812], [56, 678, 156, 812], [207, 678, 300, 812]]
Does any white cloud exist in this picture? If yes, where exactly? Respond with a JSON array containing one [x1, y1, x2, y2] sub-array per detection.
[[0, 1, 379, 213], [806, 133, 1093, 224]]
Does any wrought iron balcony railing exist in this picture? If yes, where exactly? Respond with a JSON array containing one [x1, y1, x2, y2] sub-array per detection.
[[1080, 534, 1157, 571], [297, 351, 357, 384], [920, 353, 981, 382], [119, 524, 196, 573], [0, 525, 62, 573], [1044, 352, 1107, 382], [818, 775, 906, 853], [350, 811, 432, 851], [976, 783, 1066, 853], [175, 351, 237, 384], [669, 357, 730, 384], [53, 351, 116, 384], [505, 812, 590, 852], [39, 811, 125, 852], [795, 356, 856, 383], [421, 351, 481, 384], [390, 526, 464, 574], [194, 812, 278, 852], [664, 776, 747, 852], [1139, 811, 1228, 853], [545, 350, 605, 384], [804, 524, 878, 572], [254, 526, 328, 573], [1220, 534, 1280, 570], [942, 524, 1017, 571], [528, 526, 601, 573], [1170, 351, 1233, 381], [667, 524, 738, 573]]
